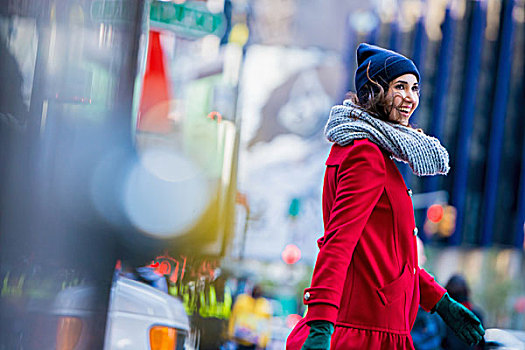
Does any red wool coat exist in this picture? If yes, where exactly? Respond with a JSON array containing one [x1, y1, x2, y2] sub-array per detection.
[[287, 139, 446, 350]]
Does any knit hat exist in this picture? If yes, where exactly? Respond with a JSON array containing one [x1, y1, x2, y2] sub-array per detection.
[[355, 43, 420, 99]]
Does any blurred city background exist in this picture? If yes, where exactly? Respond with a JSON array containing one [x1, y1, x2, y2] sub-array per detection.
[[0, 0, 524, 349]]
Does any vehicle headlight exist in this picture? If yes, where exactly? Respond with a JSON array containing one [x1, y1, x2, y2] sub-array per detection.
[[56, 316, 83, 350], [149, 326, 178, 350]]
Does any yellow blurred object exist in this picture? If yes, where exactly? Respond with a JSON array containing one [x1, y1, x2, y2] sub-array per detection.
[[229, 23, 249, 46], [423, 204, 457, 237], [150, 326, 177, 350], [56, 316, 83, 350], [423, 219, 438, 236], [438, 205, 457, 237]]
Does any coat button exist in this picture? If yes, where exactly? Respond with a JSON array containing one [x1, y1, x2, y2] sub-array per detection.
[[304, 292, 311, 301], [407, 189, 413, 197], [413, 268, 416, 275], [413, 227, 418, 236]]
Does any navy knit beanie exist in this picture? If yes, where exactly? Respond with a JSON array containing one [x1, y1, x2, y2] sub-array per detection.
[[355, 43, 420, 99]]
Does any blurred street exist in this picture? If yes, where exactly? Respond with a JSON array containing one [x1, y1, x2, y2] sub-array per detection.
[[1, 0, 524, 349]]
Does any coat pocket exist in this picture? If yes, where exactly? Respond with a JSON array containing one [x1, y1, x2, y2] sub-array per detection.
[[376, 264, 412, 306]]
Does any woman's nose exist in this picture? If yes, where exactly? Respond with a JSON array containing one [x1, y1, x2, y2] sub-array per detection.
[[404, 90, 416, 102]]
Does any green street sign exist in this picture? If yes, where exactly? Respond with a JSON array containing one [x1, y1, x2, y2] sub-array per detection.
[[149, 1, 226, 38], [90, 0, 137, 24]]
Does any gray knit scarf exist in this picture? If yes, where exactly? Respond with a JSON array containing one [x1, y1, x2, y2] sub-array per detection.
[[324, 100, 450, 176]]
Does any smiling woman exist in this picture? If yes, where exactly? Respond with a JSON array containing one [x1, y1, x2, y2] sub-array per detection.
[[286, 43, 484, 350], [344, 44, 421, 127]]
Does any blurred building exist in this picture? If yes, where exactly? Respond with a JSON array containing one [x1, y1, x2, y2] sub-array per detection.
[[238, 0, 525, 255]]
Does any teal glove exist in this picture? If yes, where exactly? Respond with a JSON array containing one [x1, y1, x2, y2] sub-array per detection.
[[435, 293, 485, 346], [301, 320, 334, 350]]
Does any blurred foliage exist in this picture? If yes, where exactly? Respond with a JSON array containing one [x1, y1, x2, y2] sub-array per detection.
[[476, 249, 521, 328]]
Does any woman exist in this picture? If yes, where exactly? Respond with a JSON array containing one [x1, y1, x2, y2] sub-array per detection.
[[228, 285, 272, 350], [286, 43, 485, 350]]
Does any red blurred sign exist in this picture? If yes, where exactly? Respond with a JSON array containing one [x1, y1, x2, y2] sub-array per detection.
[[150, 255, 186, 284]]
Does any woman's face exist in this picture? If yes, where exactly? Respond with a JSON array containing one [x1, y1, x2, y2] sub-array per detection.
[[386, 73, 419, 126]]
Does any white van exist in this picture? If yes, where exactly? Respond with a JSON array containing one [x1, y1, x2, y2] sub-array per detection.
[[53, 276, 190, 350]]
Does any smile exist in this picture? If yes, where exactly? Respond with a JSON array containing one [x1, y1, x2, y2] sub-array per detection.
[[397, 107, 412, 115]]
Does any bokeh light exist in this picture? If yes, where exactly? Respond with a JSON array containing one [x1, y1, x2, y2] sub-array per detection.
[[281, 244, 301, 265], [427, 204, 445, 223], [123, 149, 210, 238]]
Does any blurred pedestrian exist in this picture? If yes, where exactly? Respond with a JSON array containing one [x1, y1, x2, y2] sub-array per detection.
[[286, 43, 484, 350], [228, 284, 272, 350], [411, 238, 446, 350], [441, 274, 484, 350]]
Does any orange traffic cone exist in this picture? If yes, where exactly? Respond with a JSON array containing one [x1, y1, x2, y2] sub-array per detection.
[[137, 30, 172, 133]]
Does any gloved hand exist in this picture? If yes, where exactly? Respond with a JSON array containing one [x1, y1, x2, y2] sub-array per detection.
[[435, 293, 485, 346], [300, 320, 334, 350]]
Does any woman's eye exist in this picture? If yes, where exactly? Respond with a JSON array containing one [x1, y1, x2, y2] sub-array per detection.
[[412, 86, 420, 92], [395, 84, 405, 90]]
